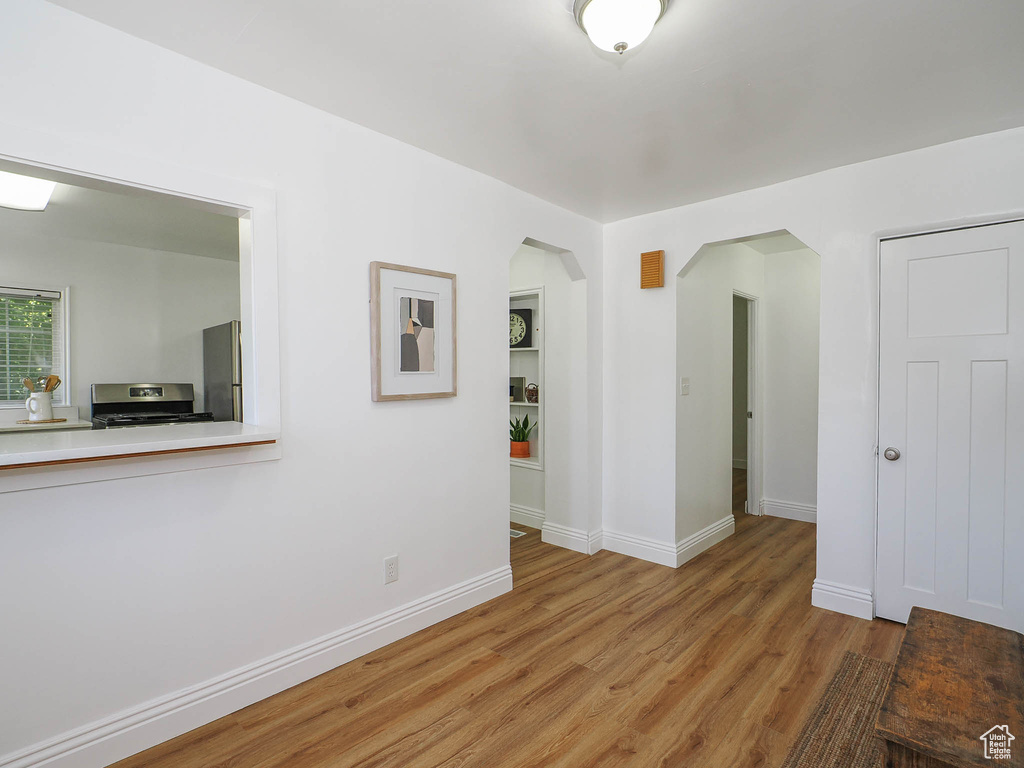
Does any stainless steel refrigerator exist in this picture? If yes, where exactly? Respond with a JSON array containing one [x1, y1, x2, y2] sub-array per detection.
[[203, 320, 242, 422]]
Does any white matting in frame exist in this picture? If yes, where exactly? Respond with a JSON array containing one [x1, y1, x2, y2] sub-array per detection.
[[369, 261, 457, 401]]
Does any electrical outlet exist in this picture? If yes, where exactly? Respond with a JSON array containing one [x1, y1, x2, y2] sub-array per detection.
[[679, 377, 690, 396], [384, 555, 399, 585]]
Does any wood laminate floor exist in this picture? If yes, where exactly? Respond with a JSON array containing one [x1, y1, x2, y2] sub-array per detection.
[[510, 523, 587, 588], [112, 505, 903, 768], [734, 467, 747, 516]]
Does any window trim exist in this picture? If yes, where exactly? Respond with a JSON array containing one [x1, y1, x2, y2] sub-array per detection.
[[0, 284, 71, 409]]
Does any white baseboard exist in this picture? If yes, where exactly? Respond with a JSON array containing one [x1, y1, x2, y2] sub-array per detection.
[[811, 579, 874, 621], [732, 459, 747, 469], [586, 530, 604, 555], [0, 566, 513, 768], [675, 514, 735, 567], [509, 503, 544, 529], [601, 529, 677, 567], [760, 498, 817, 524], [541, 522, 591, 554], [601, 514, 736, 569]]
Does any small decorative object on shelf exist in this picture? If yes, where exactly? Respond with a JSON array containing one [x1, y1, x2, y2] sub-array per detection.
[[509, 376, 526, 403], [525, 383, 539, 403], [509, 308, 533, 348], [510, 415, 538, 459]]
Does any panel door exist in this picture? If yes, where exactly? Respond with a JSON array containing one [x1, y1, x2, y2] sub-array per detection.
[[877, 221, 1023, 631]]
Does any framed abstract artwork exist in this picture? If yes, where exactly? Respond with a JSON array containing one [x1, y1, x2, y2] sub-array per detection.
[[369, 261, 457, 401]]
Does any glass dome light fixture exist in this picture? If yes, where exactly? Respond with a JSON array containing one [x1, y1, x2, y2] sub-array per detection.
[[573, 0, 669, 55]]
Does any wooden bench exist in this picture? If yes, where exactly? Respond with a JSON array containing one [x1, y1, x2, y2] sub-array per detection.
[[876, 607, 1023, 767]]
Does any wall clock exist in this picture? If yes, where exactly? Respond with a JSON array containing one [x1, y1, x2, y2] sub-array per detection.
[[509, 308, 533, 348]]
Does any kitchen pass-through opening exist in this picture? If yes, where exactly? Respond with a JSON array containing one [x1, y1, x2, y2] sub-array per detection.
[[0, 159, 247, 435], [0, 144, 281, 483]]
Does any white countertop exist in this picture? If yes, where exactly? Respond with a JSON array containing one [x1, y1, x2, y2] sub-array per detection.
[[0, 421, 280, 469], [0, 419, 94, 434]]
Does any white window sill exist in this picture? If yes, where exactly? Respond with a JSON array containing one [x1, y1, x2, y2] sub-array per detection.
[[0, 422, 280, 492]]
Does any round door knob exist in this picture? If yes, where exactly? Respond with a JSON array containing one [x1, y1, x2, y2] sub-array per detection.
[[884, 447, 901, 461]]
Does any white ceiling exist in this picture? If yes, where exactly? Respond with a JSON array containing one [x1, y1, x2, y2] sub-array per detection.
[[49, 0, 1024, 222], [0, 179, 239, 260]]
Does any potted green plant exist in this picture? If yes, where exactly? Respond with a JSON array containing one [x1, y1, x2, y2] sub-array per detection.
[[510, 415, 538, 459]]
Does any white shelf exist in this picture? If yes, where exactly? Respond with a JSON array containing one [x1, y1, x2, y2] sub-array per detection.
[[509, 401, 539, 407], [510, 456, 543, 472], [510, 347, 539, 352]]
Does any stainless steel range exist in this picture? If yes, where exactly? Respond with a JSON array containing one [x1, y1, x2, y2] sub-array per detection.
[[91, 383, 215, 429]]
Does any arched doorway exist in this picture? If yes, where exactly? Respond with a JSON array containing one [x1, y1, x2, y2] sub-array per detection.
[[507, 239, 590, 578], [676, 230, 821, 560]]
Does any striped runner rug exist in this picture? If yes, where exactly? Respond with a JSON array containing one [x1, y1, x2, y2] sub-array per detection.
[[781, 651, 895, 768]]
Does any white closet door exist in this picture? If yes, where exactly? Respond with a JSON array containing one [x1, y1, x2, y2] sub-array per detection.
[[877, 221, 1023, 631]]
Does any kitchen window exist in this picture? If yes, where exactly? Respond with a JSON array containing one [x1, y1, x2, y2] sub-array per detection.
[[0, 286, 67, 407]]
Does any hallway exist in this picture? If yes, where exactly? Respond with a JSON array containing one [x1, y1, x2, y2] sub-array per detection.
[[733, 467, 747, 516]]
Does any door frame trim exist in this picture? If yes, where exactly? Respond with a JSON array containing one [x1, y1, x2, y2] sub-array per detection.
[[873, 213, 1024, 619]]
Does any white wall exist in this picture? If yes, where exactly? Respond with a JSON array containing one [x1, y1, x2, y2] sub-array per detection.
[[732, 296, 748, 467], [0, 2, 603, 765], [1, 230, 240, 415], [676, 243, 763, 540], [762, 249, 820, 509], [604, 125, 1024, 621]]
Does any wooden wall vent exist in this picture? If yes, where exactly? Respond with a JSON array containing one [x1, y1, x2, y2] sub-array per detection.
[[640, 250, 665, 289]]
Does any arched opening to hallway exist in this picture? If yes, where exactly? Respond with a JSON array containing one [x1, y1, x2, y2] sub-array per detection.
[[676, 230, 821, 564], [507, 238, 589, 584]]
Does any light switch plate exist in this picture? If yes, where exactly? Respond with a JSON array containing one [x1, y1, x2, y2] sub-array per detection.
[[679, 377, 690, 396]]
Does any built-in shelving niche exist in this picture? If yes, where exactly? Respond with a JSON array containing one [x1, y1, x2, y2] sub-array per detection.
[[510, 288, 543, 471]]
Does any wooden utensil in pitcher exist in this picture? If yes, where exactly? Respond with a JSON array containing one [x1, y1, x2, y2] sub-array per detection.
[[44, 375, 60, 393], [23, 377, 35, 392]]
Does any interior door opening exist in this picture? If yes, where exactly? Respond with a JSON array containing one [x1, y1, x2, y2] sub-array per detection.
[[676, 230, 821, 563], [0, 157, 248, 428], [508, 238, 590, 580], [732, 294, 754, 516]]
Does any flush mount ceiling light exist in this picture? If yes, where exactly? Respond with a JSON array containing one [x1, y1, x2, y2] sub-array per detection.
[[573, 0, 668, 54], [0, 170, 56, 211]]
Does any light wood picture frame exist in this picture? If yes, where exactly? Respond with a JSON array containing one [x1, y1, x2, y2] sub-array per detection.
[[369, 261, 457, 401]]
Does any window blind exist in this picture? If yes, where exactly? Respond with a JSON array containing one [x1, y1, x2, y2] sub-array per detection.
[[0, 287, 65, 406]]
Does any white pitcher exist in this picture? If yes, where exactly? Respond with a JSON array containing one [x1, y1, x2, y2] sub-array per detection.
[[25, 391, 54, 422]]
